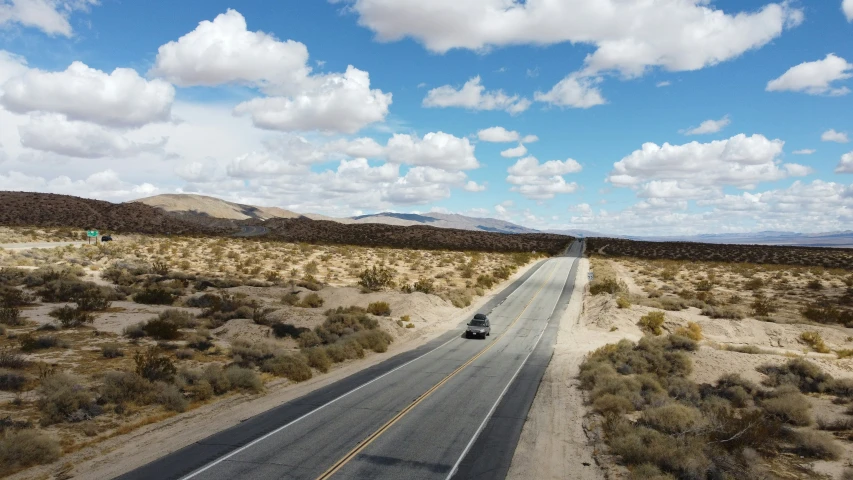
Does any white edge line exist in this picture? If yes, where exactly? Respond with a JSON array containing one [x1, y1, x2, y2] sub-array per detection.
[[180, 336, 457, 480], [445, 254, 578, 479], [180, 259, 553, 479]]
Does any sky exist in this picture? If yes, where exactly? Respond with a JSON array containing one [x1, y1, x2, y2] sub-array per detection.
[[0, 0, 852, 236]]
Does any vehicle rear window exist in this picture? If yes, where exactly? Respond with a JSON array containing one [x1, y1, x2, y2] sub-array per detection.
[[470, 319, 486, 326]]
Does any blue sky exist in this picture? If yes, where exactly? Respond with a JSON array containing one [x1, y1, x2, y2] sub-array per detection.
[[0, 0, 852, 235]]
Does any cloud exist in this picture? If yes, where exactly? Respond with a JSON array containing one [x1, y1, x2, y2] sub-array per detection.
[[607, 134, 808, 196], [477, 126, 518, 142], [385, 131, 479, 170], [233, 66, 391, 134], [766, 54, 852, 96], [507, 156, 582, 200], [0, 169, 160, 202], [500, 144, 526, 158], [845, 0, 853, 21], [463, 180, 486, 192], [149, 9, 311, 94], [0, 0, 98, 37], [656, 81, 671, 87], [792, 149, 815, 155], [323, 136, 384, 158], [343, 0, 802, 78], [521, 134, 539, 143], [1, 60, 174, 128], [534, 73, 605, 108], [18, 114, 166, 158], [836, 152, 853, 173], [822, 129, 849, 143], [423, 76, 530, 114], [0, 50, 27, 86], [682, 115, 731, 135]]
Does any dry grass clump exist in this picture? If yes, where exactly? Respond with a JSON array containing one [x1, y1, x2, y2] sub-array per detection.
[[580, 337, 847, 478], [367, 301, 391, 316], [261, 354, 313, 382], [674, 322, 702, 341], [0, 429, 61, 476], [637, 311, 665, 336], [800, 331, 830, 354]]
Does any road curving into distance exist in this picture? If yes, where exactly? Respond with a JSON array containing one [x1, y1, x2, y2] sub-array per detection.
[[119, 240, 583, 480]]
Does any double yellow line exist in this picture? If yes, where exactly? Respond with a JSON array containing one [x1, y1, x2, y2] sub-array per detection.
[[315, 261, 560, 479]]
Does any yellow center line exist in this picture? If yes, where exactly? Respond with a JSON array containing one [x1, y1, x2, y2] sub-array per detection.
[[315, 260, 560, 480]]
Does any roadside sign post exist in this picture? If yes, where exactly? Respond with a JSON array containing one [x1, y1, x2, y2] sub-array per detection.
[[86, 230, 99, 245]]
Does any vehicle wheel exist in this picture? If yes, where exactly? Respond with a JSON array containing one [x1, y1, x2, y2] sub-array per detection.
[[486, 332, 490, 336]]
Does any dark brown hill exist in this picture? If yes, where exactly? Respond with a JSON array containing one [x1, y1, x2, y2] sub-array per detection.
[[0, 191, 236, 235], [262, 217, 572, 254], [587, 237, 853, 270]]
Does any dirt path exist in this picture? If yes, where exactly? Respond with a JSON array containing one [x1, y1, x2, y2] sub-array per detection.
[[507, 258, 628, 480]]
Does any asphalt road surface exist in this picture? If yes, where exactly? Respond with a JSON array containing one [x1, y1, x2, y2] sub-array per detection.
[[120, 241, 582, 480]]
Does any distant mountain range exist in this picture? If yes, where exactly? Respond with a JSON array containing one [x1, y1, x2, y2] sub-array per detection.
[[133, 194, 536, 234], [133, 194, 853, 247]]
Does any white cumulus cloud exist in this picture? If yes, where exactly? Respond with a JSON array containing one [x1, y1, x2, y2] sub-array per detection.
[[844, 0, 853, 21], [233, 66, 391, 134], [500, 144, 527, 158], [0, 0, 98, 37], [534, 73, 605, 108], [464, 180, 486, 192], [822, 129, 849, 143], [766, 54, 852, 96], [682, 115, 731, 135], [423, 76, 530, 114], [477, 126, 519, 142], [507, 156, 582, 200], [1, 60, 174, 128], [385, 131, 479, 171], [18, 114, 166, 158], [149, 9, 311, 95], [836, 152, 853, 173], [343, 0, 802, 78], [792, 149, 815, 155]]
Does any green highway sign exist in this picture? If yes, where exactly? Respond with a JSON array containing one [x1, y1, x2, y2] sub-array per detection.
[[86, 230, 99, 238]]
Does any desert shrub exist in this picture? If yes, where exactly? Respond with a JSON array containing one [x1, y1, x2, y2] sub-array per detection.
[[695, 279, 713, 292], [142, 318, 181, 340], [592, 394, 635, 415], [444, 289, 472, 308], [271, 322, 309, 339], [230, 340, 280, 366], [800, 331, 830, 353], [674, 322, 702, 341], [123, 322, 145, 339], [202, 365, 230, 394], [298, 293, 324, 308], [750, 293, 777, 317], [297, 279, 323, 291], [49, 305, 93, 327], [638, 311, 665, 336], [155, 382, 188, 412], [352, 330, 393, 353], [134, 348, 176, 382], [0, 349, 26, 369], [297, 330, 323, 348], [101, 344, 123, 358], [616, 296, 631, 309], [185, 331, 213, 351], [358, 266, 394, 291], [0, 306, 23, 326], [790, 429, 842, 460], [723, 345, 764, 354], [640, 404, 705, 434], [801, 301, 853, 326], [281, 292, 300, 305], [175, 348, 194, 360], [157, 309, 196, 328], [817, 417, 853, 431], [305, 348, 332, 373], [223, 366, 262, 392], [806, 279, 824, 290], [743, 278, 764, 290], [0, 370, 27, 391], [0, 429, 60, 476], [262, 354, 313, 382], [476, 275, 496, 289], [590, 278, 624, 296], [19, 334, 65, 352], [760, 386, 812, 426], [492, 265, 514, 280], [133, 288, 178, 305], [38, 373, 95, 425], [100, 371, 153, 405], [758, 359, 834, 394], [367, 301, 391, 316], [413, 277, 435, 294], [701, 305, 744, 319]]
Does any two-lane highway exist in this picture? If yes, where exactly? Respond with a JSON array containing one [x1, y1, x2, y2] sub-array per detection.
[[120, 241, 582, 480]]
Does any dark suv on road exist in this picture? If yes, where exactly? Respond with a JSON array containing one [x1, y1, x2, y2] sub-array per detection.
[[465, 313, 490, 339]]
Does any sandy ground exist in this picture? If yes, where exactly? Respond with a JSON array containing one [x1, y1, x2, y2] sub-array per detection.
[[8, 258, 543, 480], [507, 258, 642, 480]]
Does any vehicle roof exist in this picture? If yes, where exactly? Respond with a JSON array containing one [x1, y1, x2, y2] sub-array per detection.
[[473, 313, 487, 319]]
